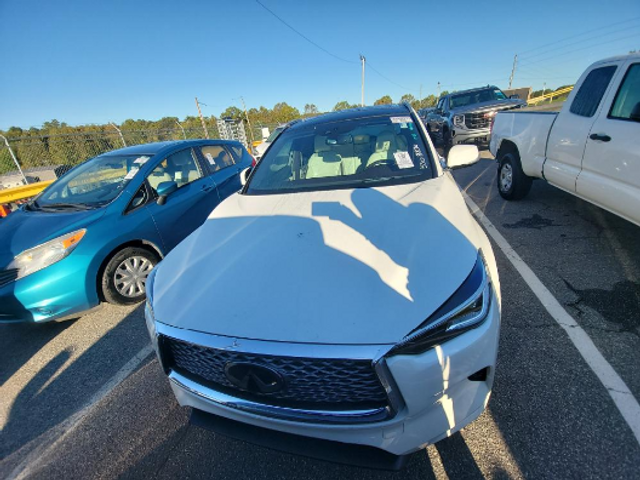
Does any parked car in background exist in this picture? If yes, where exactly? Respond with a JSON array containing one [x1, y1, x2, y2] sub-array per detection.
[[0, 139, 253, 323], [146, 105, 501, 468], [427, 86, 526, 151], [253, 120, 299, 160], [491, 53, 640, 227]]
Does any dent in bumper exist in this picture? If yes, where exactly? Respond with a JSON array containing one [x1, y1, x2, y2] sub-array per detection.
[[163, 296, 500, 455]]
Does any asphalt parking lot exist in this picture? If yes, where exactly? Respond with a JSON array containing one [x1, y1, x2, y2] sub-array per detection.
[[2, 152, 639, 479]]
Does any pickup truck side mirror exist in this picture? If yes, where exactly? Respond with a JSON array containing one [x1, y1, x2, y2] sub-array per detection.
[[240, 167, 253, 186], [156, 181, 178, 206], [629, 101, 640, 122], [447, 145, 480, 169]]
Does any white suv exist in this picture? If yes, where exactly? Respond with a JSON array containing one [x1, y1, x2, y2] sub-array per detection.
[[146, 104, 501, 469]]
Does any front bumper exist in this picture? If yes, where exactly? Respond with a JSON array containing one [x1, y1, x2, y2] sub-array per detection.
[[451, 128, 491, 146], [151, 292, 500, 457], [0, 256, 96, 323]]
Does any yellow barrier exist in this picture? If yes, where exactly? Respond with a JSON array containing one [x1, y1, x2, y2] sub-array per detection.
[[528, 85, 574, 105], [0, 180, 54, 204]]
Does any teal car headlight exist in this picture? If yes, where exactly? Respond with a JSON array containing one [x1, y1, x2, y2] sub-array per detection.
[[7, 229, 86, 281]]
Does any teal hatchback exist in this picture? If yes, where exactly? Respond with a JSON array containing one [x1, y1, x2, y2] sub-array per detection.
[[0, 140, 253, 323]]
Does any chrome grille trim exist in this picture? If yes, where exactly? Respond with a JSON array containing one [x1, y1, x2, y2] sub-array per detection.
[[155, 322, 403, 424], [169, 371, 391, 424]]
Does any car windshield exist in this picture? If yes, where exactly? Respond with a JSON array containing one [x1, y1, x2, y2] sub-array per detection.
[[450, 88, 507, 108], [246, 114, 434, 195], [33, 154, 152, 210], [266, 126, 285, 143]]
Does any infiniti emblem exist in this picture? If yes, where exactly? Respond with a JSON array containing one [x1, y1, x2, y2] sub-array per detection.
[[224, 362, 285, 394]]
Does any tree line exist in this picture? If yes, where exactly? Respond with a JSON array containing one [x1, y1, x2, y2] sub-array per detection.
[[0, 85, 572, 176]]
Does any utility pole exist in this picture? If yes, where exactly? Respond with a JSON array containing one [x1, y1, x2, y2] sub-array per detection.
[[195, 97, 210, 139], [239, 96, 255, 144], [508, 54, 518, 89], [419, 84, 423, 109], [0, 134, 28, 184], [437, 82, 441, 97], [175, 120, 187, 140], [360, 54, 366, 107], [110, 122, 127, 147]]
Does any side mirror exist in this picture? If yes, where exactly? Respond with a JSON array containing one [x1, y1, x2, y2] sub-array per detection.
[[509, 94, 520, 99], [629, 101, 640, 122], [156, 181, 178, 205], [447, 145, 480, 170], [240, 167, 253, 186]]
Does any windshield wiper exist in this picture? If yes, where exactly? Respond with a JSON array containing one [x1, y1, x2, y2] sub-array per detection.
[[26, 200, 41, 211], [40, 203, 93, 211]]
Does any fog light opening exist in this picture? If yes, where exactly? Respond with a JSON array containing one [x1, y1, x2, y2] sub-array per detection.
[[468, 367, 489, 382]]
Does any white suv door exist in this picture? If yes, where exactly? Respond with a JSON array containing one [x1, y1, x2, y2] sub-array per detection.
[[545, 62, 619, 193], [577, 60, 640, 226]]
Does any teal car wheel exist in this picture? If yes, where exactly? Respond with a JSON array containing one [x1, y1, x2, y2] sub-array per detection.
[[101, 247, 159, 305]]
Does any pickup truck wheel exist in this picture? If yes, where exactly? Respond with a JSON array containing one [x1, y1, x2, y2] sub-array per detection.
[[497, 150, 532, 200], [101, 247, 159, 306]]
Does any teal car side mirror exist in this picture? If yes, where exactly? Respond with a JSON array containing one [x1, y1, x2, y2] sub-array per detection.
[[156, 181, 178, 206]]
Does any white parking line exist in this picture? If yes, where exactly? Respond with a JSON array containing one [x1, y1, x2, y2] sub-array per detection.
[[464, 192, 640, 446], [8, 344, 154, 480]]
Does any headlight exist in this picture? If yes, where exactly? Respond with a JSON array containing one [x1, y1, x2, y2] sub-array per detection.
[[452, 114, 465, 127], [7, 229, 86, 281], [389, 252, 491, 356]]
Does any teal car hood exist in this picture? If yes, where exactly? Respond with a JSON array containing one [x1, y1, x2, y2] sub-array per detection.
[[0, 207, 106, 268]]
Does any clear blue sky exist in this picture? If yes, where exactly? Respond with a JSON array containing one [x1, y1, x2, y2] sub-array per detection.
[[1, 0, 638, 129]]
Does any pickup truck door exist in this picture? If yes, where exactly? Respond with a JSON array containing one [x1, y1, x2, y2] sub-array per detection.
[[577, 61, 640, 226], [544, 63, 619, 193]]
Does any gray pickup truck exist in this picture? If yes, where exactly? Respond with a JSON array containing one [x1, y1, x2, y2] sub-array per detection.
[[426, 86, 526, 151]]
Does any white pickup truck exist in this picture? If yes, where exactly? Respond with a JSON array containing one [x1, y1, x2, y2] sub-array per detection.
[[490, 53, 640, 226]]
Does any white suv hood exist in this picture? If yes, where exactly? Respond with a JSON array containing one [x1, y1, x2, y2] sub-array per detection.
[[154, 174, 482, 345]]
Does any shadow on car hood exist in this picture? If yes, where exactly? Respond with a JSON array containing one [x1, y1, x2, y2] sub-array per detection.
[[153, 176, 481, 345]]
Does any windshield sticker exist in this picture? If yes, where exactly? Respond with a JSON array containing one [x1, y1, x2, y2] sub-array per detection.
[[133, 156, 150, 165], [205, 152, 216, 165], [393, 151, 414, 169], [391, 116, 412, 124], [413, 144, 428, 169], [124, 168, 139, 180]]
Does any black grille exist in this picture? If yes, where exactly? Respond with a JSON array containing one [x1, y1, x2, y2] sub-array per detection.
[[464, 105, 521, 130], [464, 112, 492, 130], [0, 268, 19, 287], [162, 336, 388, 409]]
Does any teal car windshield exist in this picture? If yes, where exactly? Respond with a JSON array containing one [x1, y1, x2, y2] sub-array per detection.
[[246, 115, 434, 195], [33, 154, 152, 210]]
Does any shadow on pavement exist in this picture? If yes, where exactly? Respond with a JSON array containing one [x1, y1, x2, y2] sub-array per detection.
[[0, 320, 73, 386], [0, 304, 149, 468]]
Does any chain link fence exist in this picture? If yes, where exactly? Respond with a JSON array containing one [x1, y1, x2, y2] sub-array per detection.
[[0, 125, 220, 189], [0, 120, 285, 190]]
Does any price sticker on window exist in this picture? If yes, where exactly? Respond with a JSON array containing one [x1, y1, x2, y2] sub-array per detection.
[[394, 151, 414, 169]]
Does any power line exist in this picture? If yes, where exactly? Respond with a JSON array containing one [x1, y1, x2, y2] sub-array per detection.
[[519, 32, 640, 68], [517, 16, 640, 57], [366, 61, 417, 92], [520, 23, 640, 61], [255, 0, 357, 64]]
